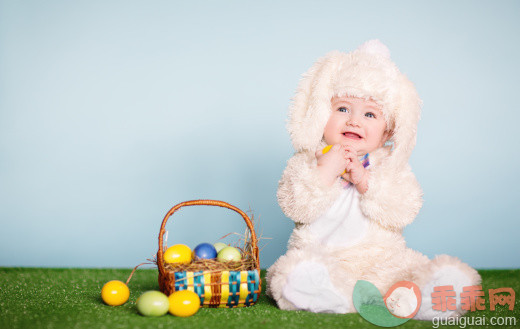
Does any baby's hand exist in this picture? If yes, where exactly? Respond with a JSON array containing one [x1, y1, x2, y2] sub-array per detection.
[[341, 146, 369, 193], [315, 144, 349, 187]]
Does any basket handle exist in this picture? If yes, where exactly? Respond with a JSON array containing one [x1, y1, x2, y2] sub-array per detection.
[[157, 199, 260, 277]]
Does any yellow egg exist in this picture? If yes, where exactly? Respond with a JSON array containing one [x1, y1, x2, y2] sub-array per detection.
[[168, 290, 201, 317], [164, 244, 192, 264], [101, 280, 130, 306], [322, 145, 346, 174], [322, 145, 333, 154]]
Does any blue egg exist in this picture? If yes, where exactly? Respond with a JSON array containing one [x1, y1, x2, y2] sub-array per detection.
[[193, 243, 217, 260]]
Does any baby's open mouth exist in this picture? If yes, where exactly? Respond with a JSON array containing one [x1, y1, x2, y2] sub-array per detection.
[[343, 132, 362, 139]]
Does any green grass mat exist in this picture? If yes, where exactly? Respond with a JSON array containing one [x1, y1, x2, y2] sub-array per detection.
[[0, 268, 518, 329]]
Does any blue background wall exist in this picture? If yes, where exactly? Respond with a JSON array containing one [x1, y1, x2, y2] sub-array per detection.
[[1, 0, 519, 269]]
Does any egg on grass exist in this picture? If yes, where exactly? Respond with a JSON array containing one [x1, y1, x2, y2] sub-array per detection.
[[168, 290, 201, 317], [136, 291, 170, 317], [101, 280, 130, 306]]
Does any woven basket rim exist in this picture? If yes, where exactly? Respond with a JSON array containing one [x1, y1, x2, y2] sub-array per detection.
[[156, 199, 260, 277]]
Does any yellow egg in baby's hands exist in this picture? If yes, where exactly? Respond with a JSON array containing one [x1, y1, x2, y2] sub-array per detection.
[[322, 145, 333, 154], [321, 145, 346, 175], [164, 244, 192, 264]]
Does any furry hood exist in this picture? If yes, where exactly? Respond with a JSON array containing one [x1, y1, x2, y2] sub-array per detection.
[[287, 40, 422, 167]]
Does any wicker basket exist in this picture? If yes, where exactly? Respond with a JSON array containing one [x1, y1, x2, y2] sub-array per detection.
[[157, 199, 261, 308]]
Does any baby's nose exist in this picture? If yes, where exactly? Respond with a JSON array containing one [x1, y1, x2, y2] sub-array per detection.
[[347, 116, 360, 126]]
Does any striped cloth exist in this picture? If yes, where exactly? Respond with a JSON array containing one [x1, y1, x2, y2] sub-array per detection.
[[173, 269, 260, 308]]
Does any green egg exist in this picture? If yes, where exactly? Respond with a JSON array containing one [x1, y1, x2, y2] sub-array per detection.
[[217, 246, 242, 262], [136, 291, 169, 317], [213, 242, 228, 253]]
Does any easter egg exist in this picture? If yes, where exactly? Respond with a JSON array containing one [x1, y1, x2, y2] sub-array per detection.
[[136, 291, 170, 317], [217, 246, 242, 262], [168, 290, 201, 317], [322, 145, 333, 154], [322, 145, 346, 175], [101, 280, 130, 306], [213, 242, 228, 253], [193, 243, 217, 260], [164, 244, 192, 264]]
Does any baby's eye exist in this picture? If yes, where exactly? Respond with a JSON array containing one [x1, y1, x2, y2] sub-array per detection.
[[338, 107, 350, 113], [365, 112, 376, 118]]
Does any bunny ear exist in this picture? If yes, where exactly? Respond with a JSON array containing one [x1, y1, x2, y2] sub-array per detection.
[[287, 51, 343, 152]]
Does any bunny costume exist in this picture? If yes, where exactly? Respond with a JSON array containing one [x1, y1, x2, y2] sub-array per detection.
[[266, 40, 481, 320]]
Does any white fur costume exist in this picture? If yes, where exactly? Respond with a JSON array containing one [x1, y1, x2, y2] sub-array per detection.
[[266, 40, 481, 320]]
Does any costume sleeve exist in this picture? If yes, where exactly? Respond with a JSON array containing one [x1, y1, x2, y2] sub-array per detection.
[[359, 162, 423, 231], [277, 152, 342, 224]]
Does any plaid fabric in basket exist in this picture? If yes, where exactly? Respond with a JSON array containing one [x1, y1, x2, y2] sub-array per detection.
[[173, 269, 260, 307]]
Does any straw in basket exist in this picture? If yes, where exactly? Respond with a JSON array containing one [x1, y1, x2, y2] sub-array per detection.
[[157, 200, 261, 308]]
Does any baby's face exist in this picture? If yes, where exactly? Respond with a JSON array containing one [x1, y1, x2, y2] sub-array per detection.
[[323, 95, 391, 156]]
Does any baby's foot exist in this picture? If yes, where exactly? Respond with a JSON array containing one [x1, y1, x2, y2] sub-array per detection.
[[282, 261, 349, 313]]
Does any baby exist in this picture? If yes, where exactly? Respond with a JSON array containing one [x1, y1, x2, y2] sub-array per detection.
[[317, 95, 391, 193], [266, 40, 481, 320]]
